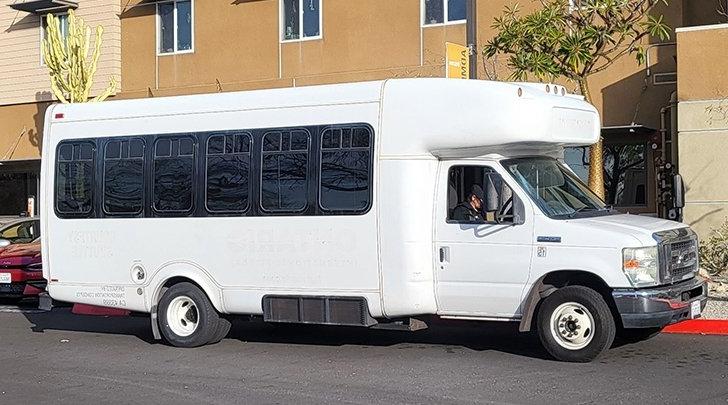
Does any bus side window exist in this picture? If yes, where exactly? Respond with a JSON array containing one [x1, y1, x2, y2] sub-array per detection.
[[205, 132, 252, 213], [319, 126, 372, 213], [153, 136, 196, 214], [103, 138, 145, 215], [55, 141, 95, 217], [260, 129, 310, 213]]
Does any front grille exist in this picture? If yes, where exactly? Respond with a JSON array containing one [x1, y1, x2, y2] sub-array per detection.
[[663, 238, 699, 284]]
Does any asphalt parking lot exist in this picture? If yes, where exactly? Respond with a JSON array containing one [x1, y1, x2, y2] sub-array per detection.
[[0, 299, 726, 405]]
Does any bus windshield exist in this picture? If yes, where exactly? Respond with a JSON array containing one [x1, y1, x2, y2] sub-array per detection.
[[501, 157, 612, 219]]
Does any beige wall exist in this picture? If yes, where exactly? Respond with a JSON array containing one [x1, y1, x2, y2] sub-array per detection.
[[0, 0, 121, 106], [0, 101, 49, 161], [676, 24, 728, 238], [119, 0, 691, 131]]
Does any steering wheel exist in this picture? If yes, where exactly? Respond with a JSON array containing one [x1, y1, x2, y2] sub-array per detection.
[[494, 197, 514, 224]]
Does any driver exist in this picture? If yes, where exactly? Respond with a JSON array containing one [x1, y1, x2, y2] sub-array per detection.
[[451, 185, 485, 222]]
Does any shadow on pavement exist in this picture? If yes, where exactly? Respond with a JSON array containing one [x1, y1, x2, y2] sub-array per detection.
[[20, 307, 553, 359], [227, 318, 553, 360], [22, 307, 157, 344]]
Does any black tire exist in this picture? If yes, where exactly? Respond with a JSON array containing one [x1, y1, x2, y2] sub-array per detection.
[[537, 286, 616, 362], [208, 317, 232, 344], [158, 282, 220, 348], [617, 327, 662, 344]]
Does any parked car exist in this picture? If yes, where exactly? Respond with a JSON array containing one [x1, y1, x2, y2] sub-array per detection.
[[0, 218, 40, 248], [0, 238, 44, 302]]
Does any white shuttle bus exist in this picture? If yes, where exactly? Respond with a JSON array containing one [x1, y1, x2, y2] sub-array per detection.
[[41, 79, 706, 362]]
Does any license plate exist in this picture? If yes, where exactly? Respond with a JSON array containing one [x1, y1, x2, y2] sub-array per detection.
[[0, 273, 10, 284], [690, 300, 701, 318]]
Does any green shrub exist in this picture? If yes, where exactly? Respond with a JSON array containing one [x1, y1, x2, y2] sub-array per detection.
[[699, 219, 728, 277]]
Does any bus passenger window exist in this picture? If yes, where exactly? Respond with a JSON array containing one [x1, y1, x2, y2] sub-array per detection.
[[55, 141, 95, 216], [206, 132, 252, 213], [261, 130, 309, 212], [104, 139, 145, 215], [319, 126, 372, 212], [153, 137, 195, 213]]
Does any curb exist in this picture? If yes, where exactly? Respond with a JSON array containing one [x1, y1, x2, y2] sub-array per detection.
[[663, 320, 728, 335]]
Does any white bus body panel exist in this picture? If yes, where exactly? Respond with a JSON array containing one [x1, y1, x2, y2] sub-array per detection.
[[41, 78, 602, 318]]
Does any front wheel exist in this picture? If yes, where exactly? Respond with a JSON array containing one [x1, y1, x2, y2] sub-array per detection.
[[158, 282, 221, 348], [537, 286, 616, 362]]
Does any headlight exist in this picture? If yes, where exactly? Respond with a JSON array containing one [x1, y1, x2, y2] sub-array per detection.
[[622, 247, 659, 287]]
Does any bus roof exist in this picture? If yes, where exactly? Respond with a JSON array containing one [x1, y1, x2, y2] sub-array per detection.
[[47, 78, 599, 157]]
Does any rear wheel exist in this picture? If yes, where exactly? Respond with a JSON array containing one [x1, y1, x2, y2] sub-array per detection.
[[537, 286, 616, 362], [158, 282, 220, 347]]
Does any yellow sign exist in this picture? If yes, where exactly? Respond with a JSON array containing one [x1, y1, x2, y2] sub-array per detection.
[[446, 42, 470, 79]]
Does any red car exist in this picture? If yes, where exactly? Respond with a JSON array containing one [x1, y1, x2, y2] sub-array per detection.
[[0, 238, 45, 302]]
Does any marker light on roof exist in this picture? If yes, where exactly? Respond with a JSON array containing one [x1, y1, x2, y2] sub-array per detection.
[[545, 85, 551, 93], [55, 113, 64, 119], [517, 88, 523, 97]]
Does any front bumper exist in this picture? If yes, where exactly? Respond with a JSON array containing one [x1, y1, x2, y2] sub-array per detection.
[[612, 277, 708, 329]]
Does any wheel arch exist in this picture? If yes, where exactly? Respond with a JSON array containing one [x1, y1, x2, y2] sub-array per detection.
[[519, 270, 619, 332]]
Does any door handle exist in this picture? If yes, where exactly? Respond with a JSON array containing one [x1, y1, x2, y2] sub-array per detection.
[[439, 246, 450, 264]]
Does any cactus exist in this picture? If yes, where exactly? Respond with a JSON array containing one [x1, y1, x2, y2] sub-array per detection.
[[42, 10, 117, 103]]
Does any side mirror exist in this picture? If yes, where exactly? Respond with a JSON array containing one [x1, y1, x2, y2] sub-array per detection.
[[0, 239, 11, 248], [673, 174, 685, 208]]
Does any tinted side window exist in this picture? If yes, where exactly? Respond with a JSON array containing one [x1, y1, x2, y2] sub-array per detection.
[[261, 129, 309, 212], [153, 136, 195, 213], [56, 141, 95, 216], [319, 126, 372, 212], [205, 132, 252, 213], [104, 138, 145, 215]]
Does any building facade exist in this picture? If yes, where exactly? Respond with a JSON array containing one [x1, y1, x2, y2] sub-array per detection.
[[0, 0, 723, 235]]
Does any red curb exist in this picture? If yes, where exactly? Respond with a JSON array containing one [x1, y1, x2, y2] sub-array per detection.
[[663, 320, 728, 335], [71, 303, 130, 317]]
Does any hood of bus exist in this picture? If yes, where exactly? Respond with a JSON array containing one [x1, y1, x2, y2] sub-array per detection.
[[567, 213, 688, 247]]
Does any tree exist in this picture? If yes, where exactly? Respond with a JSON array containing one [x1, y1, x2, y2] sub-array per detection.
[[43, 10, 117, 103], [483, 0, 670, 199]]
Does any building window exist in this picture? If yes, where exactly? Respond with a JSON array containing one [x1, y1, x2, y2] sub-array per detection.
[[281, 0, 321, 42], [103, 139, 145, 215], [158, 0, 193, 54], [153, 137, 196, 213], [55, 141, 95, 217], [261, 129, 310, 212], [319, 126, 372, 212], [40, 13, 68, 65], [205, 132, 252, 213], [423, 0, 466, 26]]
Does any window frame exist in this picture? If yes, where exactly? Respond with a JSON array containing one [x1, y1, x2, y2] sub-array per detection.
[[204, 131, 253, 215], [259, 128, 311, 214], [446, 164, 510, 225], [102, 137, 146, 217], [40, 12, 69, 66], [151, 135, 197, 215], [317, 124, 374, 215], [156, 0, 195, 56], [421, 0, 467, 27], [280, 0, 323, 43], [54, 140, 96, 219]]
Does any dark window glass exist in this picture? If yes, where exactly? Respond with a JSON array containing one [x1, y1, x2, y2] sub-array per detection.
[[158, 2, 174, 53], [303, 0, 320, 37], [320, 127, 372, 212], [176, 0, 192, 51], [604, 143, 647, 207], [153, 137, 195, 213], [261, 130, 309, 212], [424, 0, 444, 24], [447, 0, 466, 21], [156, 139, 171, 157], [56, 141, 95, 215], [206, 133, 251, 213], [104, 139, 144, 215], [282, 0, 300, 40]]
